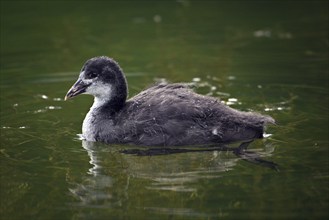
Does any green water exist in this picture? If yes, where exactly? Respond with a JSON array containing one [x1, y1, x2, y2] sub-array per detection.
[[1, 1, 328, 219]]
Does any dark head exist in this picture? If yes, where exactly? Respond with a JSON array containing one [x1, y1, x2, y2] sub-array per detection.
[[65, 56, 128, 110]]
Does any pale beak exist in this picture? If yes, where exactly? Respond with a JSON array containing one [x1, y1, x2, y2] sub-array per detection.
[[65, 79, 90, 100]]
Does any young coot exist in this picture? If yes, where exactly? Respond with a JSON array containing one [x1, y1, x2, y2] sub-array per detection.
[[65, 56, 275, 146]]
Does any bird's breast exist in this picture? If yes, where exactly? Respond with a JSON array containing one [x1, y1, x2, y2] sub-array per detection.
[[82, 110, 98, 141]]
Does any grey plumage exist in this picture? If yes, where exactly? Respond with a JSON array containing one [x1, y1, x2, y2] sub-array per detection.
[[65, 56, 275, 146]]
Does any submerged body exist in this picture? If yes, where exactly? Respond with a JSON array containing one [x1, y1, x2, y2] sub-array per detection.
[[65, 56, 274, 146]]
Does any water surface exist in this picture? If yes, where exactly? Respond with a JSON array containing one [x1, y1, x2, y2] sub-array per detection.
[[1, 1, 328, 219]]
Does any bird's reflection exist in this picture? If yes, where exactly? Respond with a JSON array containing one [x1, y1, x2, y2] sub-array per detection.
[[83, 142, 102, 176], [69, 140, 277, 207]]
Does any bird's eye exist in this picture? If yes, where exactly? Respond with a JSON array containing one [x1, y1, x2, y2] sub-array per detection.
[[87, 72, 98, 79]]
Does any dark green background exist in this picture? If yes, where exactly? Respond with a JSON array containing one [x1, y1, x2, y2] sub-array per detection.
[[1, 1, 328, 219]]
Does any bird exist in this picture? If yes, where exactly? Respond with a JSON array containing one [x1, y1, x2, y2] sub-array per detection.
[[65, 56, 275, 147]]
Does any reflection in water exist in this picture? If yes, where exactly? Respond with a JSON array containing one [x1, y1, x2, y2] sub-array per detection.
[[69, 142, 118, 207], [69, 140, 277, 212]]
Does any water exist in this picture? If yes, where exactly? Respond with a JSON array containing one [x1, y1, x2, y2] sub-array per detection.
[[1, 1, 328, 219]]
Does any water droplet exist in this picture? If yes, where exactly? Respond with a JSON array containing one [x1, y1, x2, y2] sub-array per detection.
[[38, 94, 49, 99], [34, 109, 47, 114], [228, 98, 238, 102], [46, 106, 62, 110], [192, 77, 201, 82]]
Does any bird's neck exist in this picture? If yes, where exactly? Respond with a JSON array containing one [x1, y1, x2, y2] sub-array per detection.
[[90, 67, 128, 114], [92, 85, 128, 115], [92, 96, 110, 110]]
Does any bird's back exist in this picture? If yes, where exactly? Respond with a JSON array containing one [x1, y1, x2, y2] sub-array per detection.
[[111, 83, 274, 146]]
